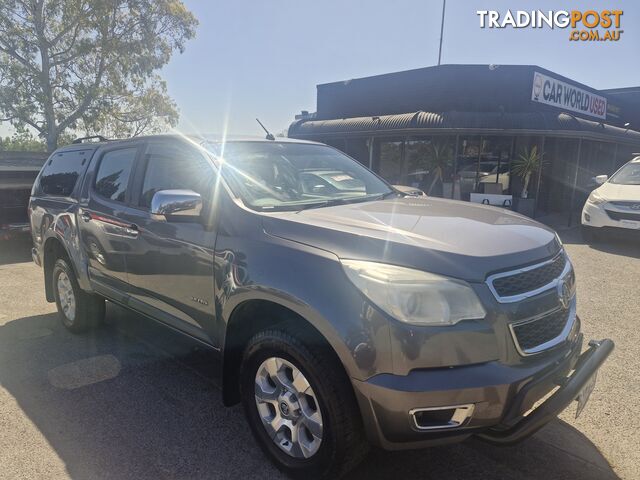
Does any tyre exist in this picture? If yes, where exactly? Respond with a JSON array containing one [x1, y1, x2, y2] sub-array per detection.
[[52, 258, 105, 333], [240, 328, 368, 479]]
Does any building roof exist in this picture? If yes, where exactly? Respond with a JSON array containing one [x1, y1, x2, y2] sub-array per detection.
[[289, 110, 640, 145], [306, 64, 640, 130]]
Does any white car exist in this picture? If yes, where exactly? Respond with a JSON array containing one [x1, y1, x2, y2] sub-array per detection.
[[582, 157, 640, 239]]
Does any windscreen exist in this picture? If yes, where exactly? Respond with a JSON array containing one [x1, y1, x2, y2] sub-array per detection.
[[209, 142, 393, 211], [609, 160, 640, 185]]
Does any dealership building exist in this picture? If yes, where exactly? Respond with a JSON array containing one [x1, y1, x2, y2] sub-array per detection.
[[288, 64, 640, 219]]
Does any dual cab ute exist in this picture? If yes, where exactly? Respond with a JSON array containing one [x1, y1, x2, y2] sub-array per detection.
[[30, 135, 613, 479]]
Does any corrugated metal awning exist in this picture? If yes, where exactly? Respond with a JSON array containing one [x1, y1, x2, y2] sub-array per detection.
[[289, 111, 640, 144]]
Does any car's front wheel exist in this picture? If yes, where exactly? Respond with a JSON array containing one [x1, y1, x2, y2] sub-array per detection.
[[240, 327, 368, 479]]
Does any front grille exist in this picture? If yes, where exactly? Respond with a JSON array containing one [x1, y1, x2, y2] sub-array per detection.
[[605, 209, 640, 221], [609, 201, 640, 208], [511, 309, 570, 353], [491, 254, 566, 298]]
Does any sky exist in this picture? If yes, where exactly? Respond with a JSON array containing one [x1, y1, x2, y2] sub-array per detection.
[[2, 0, 639, 138]]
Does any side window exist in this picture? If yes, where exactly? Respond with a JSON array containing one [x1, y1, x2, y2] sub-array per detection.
[[94, 148, 136, 202], [39, 150, 87, 197], [139, 143, 215, 209]]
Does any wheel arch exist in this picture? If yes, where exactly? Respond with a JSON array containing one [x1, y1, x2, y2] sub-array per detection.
[[221, 298, 354, 407], [43, 236, 75, 302]]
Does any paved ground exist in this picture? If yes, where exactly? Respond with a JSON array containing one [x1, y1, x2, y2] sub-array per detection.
[[0, 230, 638, 480]]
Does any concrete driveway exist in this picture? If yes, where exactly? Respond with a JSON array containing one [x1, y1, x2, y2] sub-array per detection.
[[0, 230, 637, 480]]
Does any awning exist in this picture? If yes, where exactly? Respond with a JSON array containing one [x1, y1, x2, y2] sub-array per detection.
[[289, 111, 640, 144]]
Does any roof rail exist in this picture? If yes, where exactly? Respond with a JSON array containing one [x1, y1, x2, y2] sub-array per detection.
[[72, 135, 110, 144]]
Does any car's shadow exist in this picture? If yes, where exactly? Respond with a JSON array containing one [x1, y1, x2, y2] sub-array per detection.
[[0, 305, 619, 479], [559, 227, 640, 259], [0, 237, 33, 265]]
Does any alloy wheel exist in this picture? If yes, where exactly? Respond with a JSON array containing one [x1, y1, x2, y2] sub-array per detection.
[[254, 356, 323, 459], [56, 271, 76, 323]]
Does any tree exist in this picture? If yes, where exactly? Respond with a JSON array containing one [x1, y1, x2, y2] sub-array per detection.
[[0, 0, 197, 151]]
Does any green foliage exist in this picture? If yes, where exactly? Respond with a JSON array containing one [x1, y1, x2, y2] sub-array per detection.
[[0, 131, 45, 151], [512, 145, 544, 198], [0, 0, 198, 151]]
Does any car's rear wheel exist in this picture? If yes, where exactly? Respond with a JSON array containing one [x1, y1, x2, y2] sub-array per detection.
[[53, 258, 105, 333], [240, 328, 368, 479]]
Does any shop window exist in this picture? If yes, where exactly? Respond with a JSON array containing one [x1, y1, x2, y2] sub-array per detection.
[[324, 138, 347, 153], [454, 136, 481, 201], [405, 137, 454, 197], [378, 140, 404, 185], [345, 138, 370, 167], [538, 138, 579, 215], [478, 137, 512, 194], [613, 145, 637, 171]]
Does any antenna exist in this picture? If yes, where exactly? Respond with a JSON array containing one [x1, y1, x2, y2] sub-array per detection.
[[437, 0, 447, 65], [256, 118, 275, 141]]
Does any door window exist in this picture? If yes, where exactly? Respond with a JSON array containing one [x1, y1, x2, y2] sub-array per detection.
[[94, 148, 136, 202], [139, 143, 215, 209], [39, 150, 88, 197]]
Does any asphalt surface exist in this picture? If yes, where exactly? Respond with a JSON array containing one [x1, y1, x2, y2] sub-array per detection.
[[0, 230, 638, 480]]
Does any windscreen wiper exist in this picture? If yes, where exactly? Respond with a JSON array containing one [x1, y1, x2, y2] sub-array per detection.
[[377, 190, 403, 200], [295, 192, 398, 212], [295, 198, 351, 211]]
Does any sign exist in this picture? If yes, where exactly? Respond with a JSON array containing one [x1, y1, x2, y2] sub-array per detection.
[[531, 72, 607, 120]]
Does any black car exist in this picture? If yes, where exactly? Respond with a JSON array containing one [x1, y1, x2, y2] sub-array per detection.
[[30, 135, 613, 479], [0, 153, 47, 240]]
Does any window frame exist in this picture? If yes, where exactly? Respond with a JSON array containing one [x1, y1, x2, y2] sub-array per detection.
[[130, 139, 218, 213], [37, 147, 93, 200], [90, 144, 142, 206]]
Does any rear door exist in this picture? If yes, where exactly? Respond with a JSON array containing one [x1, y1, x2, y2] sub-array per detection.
[[118, 139, 219, 344], [78, 144, 142, 298]]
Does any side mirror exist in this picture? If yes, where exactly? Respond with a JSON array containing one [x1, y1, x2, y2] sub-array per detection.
[[151, 189, 202, 220], [594, 175, 608, 185]]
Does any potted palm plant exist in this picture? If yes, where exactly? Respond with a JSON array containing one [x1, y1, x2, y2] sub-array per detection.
[[512, 145, 543, 217], [426, 140, 452, 197]]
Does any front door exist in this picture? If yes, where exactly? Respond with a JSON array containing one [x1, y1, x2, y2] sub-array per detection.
[[119, 139, 219, 345]]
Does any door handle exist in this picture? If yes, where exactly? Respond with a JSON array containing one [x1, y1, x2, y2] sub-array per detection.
[[124, 224, 139, 238], [81, 212, 92, 222]]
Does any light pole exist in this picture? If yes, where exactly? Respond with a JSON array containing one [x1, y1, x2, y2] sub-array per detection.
[[437, 0, 447, 65]]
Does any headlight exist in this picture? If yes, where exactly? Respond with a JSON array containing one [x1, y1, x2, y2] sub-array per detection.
[[341, 260, 486, 326], [587, 190, 607, 205]]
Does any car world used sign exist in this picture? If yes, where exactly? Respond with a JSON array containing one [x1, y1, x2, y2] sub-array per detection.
[[531, 71, 607, 120]]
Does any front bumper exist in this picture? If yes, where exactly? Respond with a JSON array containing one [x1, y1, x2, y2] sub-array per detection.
[[582, 201, 640, 231], [352, 332, 613, 450]]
